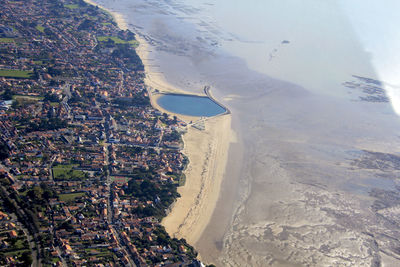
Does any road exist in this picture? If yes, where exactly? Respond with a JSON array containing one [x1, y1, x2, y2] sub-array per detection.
[[10, 214, 39, 267], [104, 139, 136, 267], [48, 155, 56, 181]]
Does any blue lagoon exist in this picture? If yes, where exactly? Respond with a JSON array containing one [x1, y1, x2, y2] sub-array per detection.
[[157, 94, 226, 117]]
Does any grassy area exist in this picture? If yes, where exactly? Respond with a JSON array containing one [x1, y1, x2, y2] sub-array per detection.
[[12, 95, 44, 101], [59, 192, 85, 202], [111, 176, 130, 184], [97, 36, 139, 48], [35, 25, 45, 33], [53, 164, 87, 180], [33, 60, 43, 65], [0, 69, 33, 78], [14, 239, 28, 250], [84, 14, 97, 20], [51, 257, 60, 263], [64, 4, 79, 9], [83, 247, 114, 259], [53, 164, 76, 169], [3, 249, 30, 257], [0, 38, 15, 43], [178, 174, 186, 186], [101, 22, 112, 26]]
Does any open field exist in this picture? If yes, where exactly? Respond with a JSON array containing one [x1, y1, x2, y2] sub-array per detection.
[[0, 69, 33, 78], [53, 164, 87, 180], [35, 25, 45, 32], [64, 4, 79, 9], [12, 95, 44, 101], [97, 36, 139, 47], [59, 192, 86, 202], [0, 38, 15, 43]]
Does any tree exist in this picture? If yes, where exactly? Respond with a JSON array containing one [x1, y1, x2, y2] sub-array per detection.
[[20, 251, 33, 266], [2, 88, 13, 100], [27, 186, 43, 202], [0, 141, 9, 160]]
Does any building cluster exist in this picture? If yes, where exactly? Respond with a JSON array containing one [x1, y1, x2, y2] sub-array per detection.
[[0, 0, 200, 266]]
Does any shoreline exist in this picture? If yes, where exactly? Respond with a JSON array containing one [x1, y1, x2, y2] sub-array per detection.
[[134, 23, 236, 252], [83, 0, 236, 261], [83, 0, 128, 30]]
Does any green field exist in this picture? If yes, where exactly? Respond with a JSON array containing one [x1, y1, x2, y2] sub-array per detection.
[[84, 14, 97, 20], [82, 247, 114, 259], [59, 192, 85, 202], [111, 176, 130, 183], [0, 69, 33, 78], [97, 36, 139, 48], [3, 249, 30, 257], [64, 4, 79, 9], [12, 95, 44, 101], [53, 165, 87, 180], [0, 38, 15, 43], [36, 25, 45, 33]]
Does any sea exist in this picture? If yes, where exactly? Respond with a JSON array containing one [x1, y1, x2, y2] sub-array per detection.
[[93, 0, 400, 266]]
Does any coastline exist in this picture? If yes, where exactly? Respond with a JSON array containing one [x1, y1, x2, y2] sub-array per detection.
[[83, 0, 128, 30], [84, 0, 236, 260], [134, 23, 236, 252], [162, 115, 235, 246]]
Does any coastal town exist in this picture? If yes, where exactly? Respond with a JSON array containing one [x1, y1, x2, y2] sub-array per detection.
[[0, 0, 207, 266]]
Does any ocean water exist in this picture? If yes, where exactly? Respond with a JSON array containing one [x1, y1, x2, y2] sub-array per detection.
[[93, 0, 400, 266], [178, 0, 400, 111]]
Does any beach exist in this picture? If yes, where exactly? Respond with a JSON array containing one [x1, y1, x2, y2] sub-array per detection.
[[135, 22, 236, 248], [85, 0, 236, 260], [162, 115, 235, 245], [136, 29, 237, 252]]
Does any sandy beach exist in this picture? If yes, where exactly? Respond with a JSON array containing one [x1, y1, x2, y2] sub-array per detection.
[[135, 28, 236, 250], [85, 0, 236, 258], [135, 25, 236, 246], [162, 115, 235, 245]]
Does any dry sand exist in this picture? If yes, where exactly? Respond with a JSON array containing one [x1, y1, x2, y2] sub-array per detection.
[[162, 115, 235, 245], [84, 0, 236, 254]]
